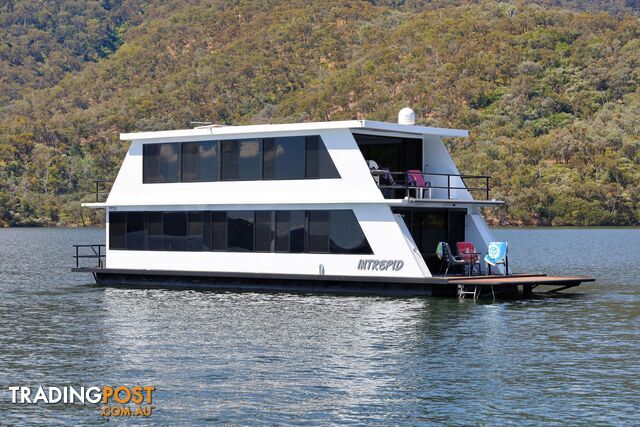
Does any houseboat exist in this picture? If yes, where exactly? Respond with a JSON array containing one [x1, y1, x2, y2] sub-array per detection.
[[73, 109, 594, 298]]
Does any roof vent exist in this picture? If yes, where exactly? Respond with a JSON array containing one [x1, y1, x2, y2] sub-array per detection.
[[398, 107, 415, 125]]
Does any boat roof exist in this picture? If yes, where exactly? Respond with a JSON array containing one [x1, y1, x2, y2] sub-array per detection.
[[120, 120, 468, 141]]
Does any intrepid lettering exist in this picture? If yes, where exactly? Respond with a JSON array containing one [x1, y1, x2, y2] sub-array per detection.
[[357, 259, 404, 271]]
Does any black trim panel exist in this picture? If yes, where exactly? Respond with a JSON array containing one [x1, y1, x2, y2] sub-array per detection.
[[94, 271, 452, 297]]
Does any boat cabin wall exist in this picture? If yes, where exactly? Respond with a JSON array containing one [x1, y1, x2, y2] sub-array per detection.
[[106, 129, 384, 207], [104, 203, 432, 279]]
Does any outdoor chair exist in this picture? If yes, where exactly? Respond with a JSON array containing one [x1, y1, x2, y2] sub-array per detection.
[[436, 242, 468, 276], [378, 167, 395, 198], [407, 169, 432, 199], [456, 241, 482, 275], [484, 241, 509, 275]]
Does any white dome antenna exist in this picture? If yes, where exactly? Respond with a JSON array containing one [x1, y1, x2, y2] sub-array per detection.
[[398, 107, 415, 125]]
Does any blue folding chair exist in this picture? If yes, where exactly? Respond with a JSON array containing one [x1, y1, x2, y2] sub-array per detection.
[[484, 242, 509, 275]]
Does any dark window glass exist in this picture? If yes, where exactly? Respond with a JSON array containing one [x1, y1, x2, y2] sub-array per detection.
[[329, 210, 372, 254], [263, 137, 306, 180], [353, 133, 422, 174], [126, 212, 145, 250], [308, 210, 329, 253], [275, 211, 290, 253], [419, 212, 447, 255], [306, 136, 339, 179], [182, 141, 219, 182], [147, 212, 163, 250], [143, 143, 179, 183], [202, 212, 213, 250], [227, 211, 254, 252], [163, 212, 187, 251], [275, 211, 305, 253], [181, 142, 199, 182], [187, 211, 203, 251], [108, 210, 371, 254], [289, 211, 306, 253], [211, 211, 227, 251], [221, 139, 261, 180], [255, 211, 274, 252], [109, 212, 126, 249]]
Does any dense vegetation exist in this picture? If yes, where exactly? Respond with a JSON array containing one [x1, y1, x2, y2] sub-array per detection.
[[0, 0, 638, 226]]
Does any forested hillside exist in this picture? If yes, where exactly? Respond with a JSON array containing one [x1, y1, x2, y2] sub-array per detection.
[[0, 0, 638, 226]]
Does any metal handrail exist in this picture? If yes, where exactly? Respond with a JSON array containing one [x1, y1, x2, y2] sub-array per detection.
[[373, 171, 491, 200], [73, 244, 106, 268], [93, 180, 113, 203]]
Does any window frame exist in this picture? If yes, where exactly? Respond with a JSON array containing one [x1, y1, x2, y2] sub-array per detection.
[[143, 135, 339, 184], [263, 136, 307, 181], [142, 142, 181, 184], [305, 136, 340, 180], [107, 209, 371, 255], [226, 210, 255, 252], [109, 212, 127, 250], [254, 210, 275, 253], [220, 139, 263, 181], [181, 140, 220, 183]]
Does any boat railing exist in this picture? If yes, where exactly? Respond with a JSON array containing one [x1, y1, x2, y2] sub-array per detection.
[[73, 244, 106, 269], [373, 171, 491, 200], [92, 180, 113, 203]]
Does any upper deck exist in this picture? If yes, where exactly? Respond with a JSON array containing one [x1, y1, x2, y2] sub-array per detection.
[[84, 119, 503, 210]]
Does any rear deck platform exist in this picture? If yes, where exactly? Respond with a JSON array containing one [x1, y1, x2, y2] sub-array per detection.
[[72, 267, 594, 299], [446, 274, 595, 299]]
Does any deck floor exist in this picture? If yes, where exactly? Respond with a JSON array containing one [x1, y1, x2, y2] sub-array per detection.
[[444, 274, 595, 287]]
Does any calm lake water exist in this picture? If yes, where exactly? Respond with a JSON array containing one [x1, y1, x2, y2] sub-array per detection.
[[0, 227, 638, 425]]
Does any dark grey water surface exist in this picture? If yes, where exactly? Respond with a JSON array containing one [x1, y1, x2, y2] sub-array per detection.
[[0, 227, 638, 425]]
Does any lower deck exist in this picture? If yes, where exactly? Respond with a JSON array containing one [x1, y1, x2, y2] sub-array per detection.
[[73, 267, 594, 298]]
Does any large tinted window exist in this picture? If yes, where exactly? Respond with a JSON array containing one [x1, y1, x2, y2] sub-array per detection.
[[143, 143, 180, 183], [221, 139, 261, 180], [329, 210, 372, 254], [147, 212, 163, 250], [187, 211, 204, 251], [306, 136, 339, 179], [227, 211, 254, 252], [163, 212, 187, 251], [263, 137, 306, 180], [109, 212, 126, 249], [308, 210, 329, 253], [275, 211, 289, 253], [255, 211, 274, 252], [108, 210, 371, 255], [143, 136, 338, 183], [289, 211, 306, 253], [417, 212, 448, 255], [275, 211, 305, 253], [202, 211, 213, 251], [182, 141, 219, 182], [211, 211, 227, 251], [126, 212, 145, 250]]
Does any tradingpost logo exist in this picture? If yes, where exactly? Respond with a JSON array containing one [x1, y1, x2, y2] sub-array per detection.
[[8, 385, 155, 418]]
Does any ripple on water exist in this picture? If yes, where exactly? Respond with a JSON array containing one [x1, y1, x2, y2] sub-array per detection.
[[0, 227, 639, 424]]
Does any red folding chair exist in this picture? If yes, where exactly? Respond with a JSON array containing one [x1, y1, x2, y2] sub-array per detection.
[[456, 241, 482, 275]]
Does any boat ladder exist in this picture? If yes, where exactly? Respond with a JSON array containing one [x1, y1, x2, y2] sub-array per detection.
[[458, 284, 479, 300]]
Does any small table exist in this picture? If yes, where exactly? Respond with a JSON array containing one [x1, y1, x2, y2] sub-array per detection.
[[461, 252, 483, 276]]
